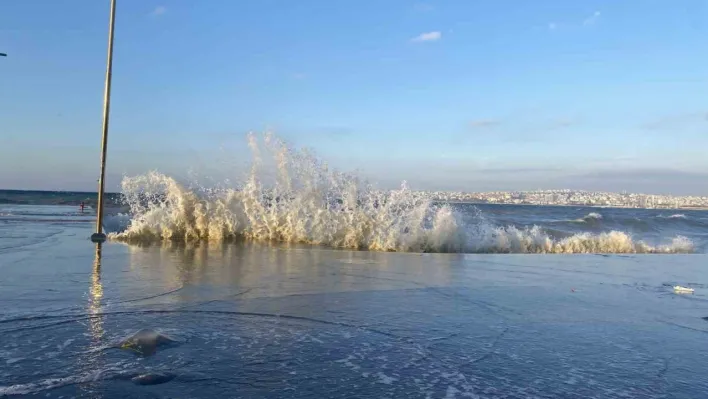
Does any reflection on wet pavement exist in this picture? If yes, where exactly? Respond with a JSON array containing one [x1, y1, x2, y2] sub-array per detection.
[[1, 240, 707, 398]]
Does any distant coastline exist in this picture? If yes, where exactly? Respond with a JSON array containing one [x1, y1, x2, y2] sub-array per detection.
[[1, 188, 707, 211], [442, 200, 708, 211], [431, 189, 708, 211], [0, 189, 122, 207], [0, 189, 121, 197]]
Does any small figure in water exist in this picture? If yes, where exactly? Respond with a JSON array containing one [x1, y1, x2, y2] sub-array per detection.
[[80, 202, 85, 213]]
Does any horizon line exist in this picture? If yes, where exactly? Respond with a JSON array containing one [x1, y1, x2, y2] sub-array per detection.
[[0, 187, 706, 198]]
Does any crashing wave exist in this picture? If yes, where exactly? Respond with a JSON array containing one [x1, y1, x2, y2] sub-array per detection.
[[572, 212, 603, 223], [108, 133, 694, 254]]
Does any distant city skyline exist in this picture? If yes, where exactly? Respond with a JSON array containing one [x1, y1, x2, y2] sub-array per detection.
[[1, 187, 706, 211], [1, 1, 707, 195], [431, 189, 708, 210]]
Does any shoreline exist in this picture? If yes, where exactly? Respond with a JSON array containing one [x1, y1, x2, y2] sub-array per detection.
[[442, 201, 708, 211]]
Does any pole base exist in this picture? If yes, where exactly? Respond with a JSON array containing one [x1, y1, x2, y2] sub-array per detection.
[[90, 233, 107, 243]]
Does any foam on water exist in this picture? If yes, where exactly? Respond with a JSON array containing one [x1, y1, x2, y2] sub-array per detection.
[[584, 212, 603, 220], [571, 212, 604, 223], [109, 133, 694, 254]]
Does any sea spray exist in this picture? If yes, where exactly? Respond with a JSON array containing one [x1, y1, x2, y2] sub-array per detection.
[[111, 133, 462, 251], [109, 133, 694, 254]]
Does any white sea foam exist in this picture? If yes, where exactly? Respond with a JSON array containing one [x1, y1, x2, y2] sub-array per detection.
[[584, 212, 603, 220], [572, 212, 603, 223], [464, 225, 693, 254], [109, 133, 694, 254], [0, 370, 107, 396]]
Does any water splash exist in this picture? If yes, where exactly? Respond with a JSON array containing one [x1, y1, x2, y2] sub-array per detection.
[[111, 133, 463, 252], [662, 214, 687, 219], [109, 133, 693, 254], [572, 212, 603, 223], [584, 212, 603, 220], [464, 225, 693, 254]]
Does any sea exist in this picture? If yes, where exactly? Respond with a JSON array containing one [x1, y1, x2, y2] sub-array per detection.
[[1, 135, 707, 398]]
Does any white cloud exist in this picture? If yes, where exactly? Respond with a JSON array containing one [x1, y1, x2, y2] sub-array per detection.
[[583, 11, 601, 26], [151, 6, 167, 16], [411, 31, 441, 43]]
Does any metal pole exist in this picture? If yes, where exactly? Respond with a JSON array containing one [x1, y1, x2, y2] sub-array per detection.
[[91, 0, 116, 243]]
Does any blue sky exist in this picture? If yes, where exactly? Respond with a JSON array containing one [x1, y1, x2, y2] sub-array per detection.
[[1, 0, 707, 195]]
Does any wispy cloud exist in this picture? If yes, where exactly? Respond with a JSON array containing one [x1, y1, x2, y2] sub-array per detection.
[[411, 31, 441, 43], [451, 118, 544, 146], [469, 119, 501, 128], [580, 169, 708, 180], [412, 3, 435, 12], [547, 11, 600, 32], [547, 118, 577, 130], [151, 6, 167, 16], [549, 168, 708, 195], [642, 112, 708, 130], [583, 11, 601, 26], [473, 166, 565, 175]]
